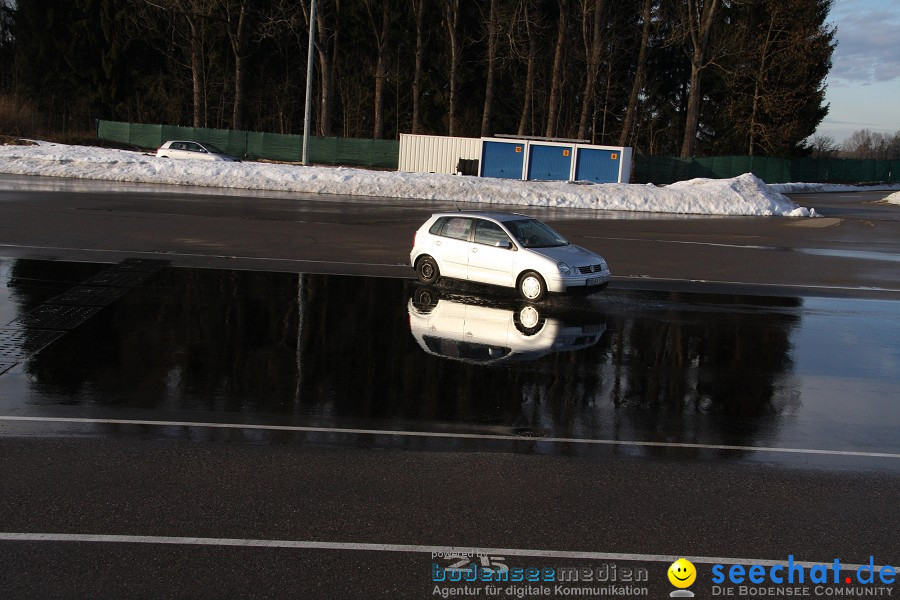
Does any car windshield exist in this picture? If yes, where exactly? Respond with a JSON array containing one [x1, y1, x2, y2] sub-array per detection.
[[502, 218, 568, 248]]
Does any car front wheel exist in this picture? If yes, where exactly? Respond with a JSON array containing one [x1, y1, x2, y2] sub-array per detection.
[[518, 271, 547, 301], [416, 256, 440, 284]]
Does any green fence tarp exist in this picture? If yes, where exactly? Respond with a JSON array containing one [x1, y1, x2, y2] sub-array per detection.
[[98, 120, 399, 169], [632, 154, 897, 185]]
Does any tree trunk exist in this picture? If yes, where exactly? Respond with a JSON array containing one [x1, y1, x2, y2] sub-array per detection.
[[748, 15, 775, 156], [313, 1, 337, 137], [680, 54, 703, 157], [410, 0, 424, 134], [228, 2, 248, 131], [188, 15, 205, 128], [577, 0, 604, 140], [368, 0, 389, 139], [444, 0, 460, 136], [545, 0, 568, 138], [679, 0, 719, 158], [480, 0, 498, 136], [619, 0, 651, 147], [516, 0, 536, 136]]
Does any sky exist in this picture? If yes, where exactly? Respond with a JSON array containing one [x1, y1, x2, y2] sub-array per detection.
[[817, 0, 900, 143]]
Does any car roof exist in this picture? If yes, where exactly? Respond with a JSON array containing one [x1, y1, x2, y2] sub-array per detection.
[[430, 211, 530, 222]]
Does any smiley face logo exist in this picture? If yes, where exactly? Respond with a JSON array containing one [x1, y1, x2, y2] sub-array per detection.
[[668, 558, 697, 588]]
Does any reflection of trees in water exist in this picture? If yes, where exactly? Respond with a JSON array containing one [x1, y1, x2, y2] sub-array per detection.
[[605, 296, 802, 449], [16, 263, 802, 448], [23, 267, 303, 411]]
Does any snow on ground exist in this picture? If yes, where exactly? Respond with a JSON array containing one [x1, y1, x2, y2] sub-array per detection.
[[883, 191, 900, 205], [0, 141, 816, 217]]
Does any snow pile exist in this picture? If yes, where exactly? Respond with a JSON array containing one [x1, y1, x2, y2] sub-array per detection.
[[0, 141, 814, 217], [883, 191, 900, 205]]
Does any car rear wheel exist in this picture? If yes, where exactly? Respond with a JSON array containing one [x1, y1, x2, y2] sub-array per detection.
[[518, 271, 547, 301], [416, 256, 440, 284]]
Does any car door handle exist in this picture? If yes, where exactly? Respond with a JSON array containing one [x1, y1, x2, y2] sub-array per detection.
[[435, 240, 442, 246], [471, 248, 478, 253]]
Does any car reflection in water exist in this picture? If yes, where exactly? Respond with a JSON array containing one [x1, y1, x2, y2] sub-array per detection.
[[407, 286, 606, 366]]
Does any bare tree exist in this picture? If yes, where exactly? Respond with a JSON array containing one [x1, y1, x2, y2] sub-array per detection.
[[214, 0, 251, 131], [514, 0, 540, 137], [619, 0, 653, 146], [480, 0, 500, 136], [675, 0, 721, 157], [545, 0, 568, 138], [133, 0, 214, 128], [443, 0, 461, 136], [299, 0, 339, 137], [577, 0, 604, 140], [809, 134, 837, 158], [409, 0, 426, 134], [363, 0, 391, 139]]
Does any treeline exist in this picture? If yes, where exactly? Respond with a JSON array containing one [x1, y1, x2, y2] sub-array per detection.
[[1, 0, 835, 157], [811, 129, 900, 160]]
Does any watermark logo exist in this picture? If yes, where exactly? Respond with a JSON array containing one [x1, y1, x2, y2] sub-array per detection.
[[668, 558, 697, 598]]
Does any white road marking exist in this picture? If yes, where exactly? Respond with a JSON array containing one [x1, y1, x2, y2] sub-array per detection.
[[612, 275, 900, 294], [1, 416, 898, 459], [0, 243, 405, 268], [587, 235, 776, 251], [0, 532, 884, 570]]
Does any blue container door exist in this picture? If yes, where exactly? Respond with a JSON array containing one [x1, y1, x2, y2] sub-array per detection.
[[574, 148, 620, 183], [481, 141, 525, 179], [527, 144, 573, 181]]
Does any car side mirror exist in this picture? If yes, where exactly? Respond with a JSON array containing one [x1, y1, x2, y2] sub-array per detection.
[[494, 240, 512, 249]]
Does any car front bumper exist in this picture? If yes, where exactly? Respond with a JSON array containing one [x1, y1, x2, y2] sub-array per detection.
[[545, 270, 611, 294]]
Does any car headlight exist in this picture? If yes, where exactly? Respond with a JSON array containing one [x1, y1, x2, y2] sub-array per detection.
[[600, 259, 608, 271], [557, 262, 571, 275]]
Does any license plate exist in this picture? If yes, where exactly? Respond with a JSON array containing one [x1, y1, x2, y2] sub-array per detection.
[[586, 277, 601, 285]]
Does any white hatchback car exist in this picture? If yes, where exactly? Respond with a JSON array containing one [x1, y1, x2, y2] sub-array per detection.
[[155, 140, 240, 162], [410, 212, 610, 301]]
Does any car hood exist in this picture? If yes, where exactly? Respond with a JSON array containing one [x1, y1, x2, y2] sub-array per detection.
[[530, 244, 603, 264]]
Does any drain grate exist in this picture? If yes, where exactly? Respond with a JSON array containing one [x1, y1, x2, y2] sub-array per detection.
[[47, 286, 129, 307], [512, 427, 550, 438], [6, 305, 103, 331], [0, 328, 65, 358], [81, 270, 154, 288], [0, 360, 19, 375], [0, 259, 169, 377], [111, 259, 169, 273]]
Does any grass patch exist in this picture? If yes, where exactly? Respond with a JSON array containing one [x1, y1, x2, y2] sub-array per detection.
[[0, 135, 37, 146]]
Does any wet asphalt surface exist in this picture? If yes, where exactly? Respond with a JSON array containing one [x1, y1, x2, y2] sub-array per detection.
[[0, 178, 898, 599], [1, 259, 898, 459]]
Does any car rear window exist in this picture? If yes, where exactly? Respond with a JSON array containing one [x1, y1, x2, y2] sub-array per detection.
[[439, 217, 473, 241]]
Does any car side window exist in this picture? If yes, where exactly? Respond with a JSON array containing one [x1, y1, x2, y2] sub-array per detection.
[[473, 220, 511, 247], [439, 217, 472, 241], [186, 143, 202, 152], [429, 218, 446, 235], [171, 142, 184, 151]]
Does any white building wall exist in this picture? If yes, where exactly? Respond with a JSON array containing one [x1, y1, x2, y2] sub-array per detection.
[[398, 134, 481, 174]]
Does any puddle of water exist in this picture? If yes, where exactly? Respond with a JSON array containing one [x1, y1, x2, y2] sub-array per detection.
[[1, 259, 898, 457]]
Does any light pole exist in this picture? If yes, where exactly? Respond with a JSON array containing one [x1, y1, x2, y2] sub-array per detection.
[[302, 0, 317, 165]]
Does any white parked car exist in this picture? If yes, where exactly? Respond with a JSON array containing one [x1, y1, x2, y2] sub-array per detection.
[[410, 212, 610, 301], [155, 140, 240, 162]]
